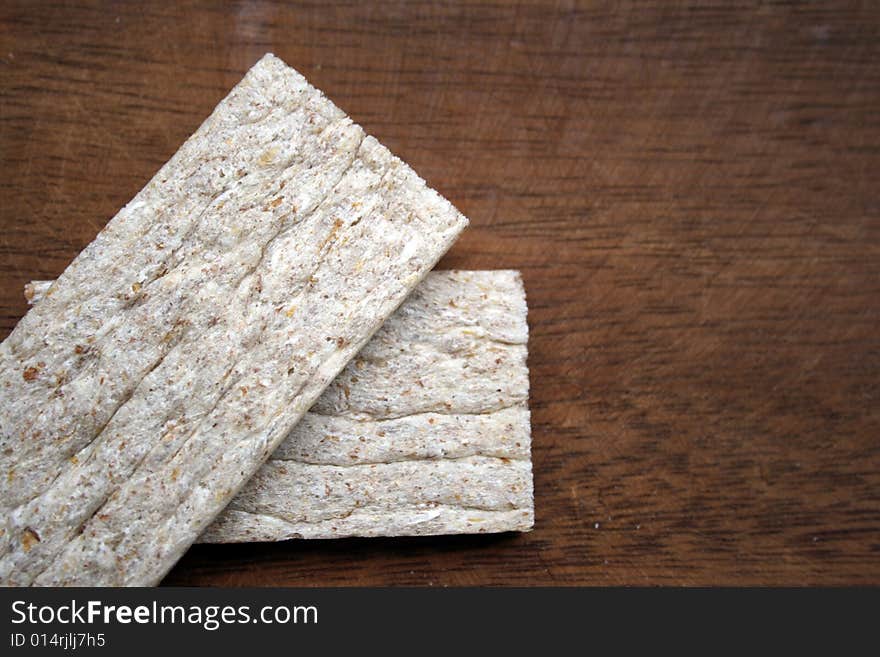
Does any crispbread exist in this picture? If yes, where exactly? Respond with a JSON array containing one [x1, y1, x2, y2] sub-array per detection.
[[28, 271, 534, 542], [0, 54, 467, 585]]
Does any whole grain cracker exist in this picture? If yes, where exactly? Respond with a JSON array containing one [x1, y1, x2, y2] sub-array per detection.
[[28, 271, 533, 542], [0, 54, 467, 585]]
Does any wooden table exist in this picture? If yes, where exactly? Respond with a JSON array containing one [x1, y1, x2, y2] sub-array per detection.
[[2, 1, 878, 586]]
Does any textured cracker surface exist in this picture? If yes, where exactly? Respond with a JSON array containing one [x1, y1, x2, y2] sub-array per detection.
[[0, 53, 467, 585], [29, 271, 533, 542], [203, 270, 532, 541]]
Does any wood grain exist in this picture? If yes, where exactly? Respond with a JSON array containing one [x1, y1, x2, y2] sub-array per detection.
[[1, 0, 878, 586]]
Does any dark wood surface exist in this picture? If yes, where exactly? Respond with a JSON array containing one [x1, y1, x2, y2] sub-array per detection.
[[2, 1, 878, 586]]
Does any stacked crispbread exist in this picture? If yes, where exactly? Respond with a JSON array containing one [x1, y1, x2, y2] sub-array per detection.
[[2, 55, 532, 586], [30, 270, 533, 543]]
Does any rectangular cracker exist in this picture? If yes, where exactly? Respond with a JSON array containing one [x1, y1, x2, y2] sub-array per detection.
[[27, 271, 533, 541], [0, 53, 467, 586]]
